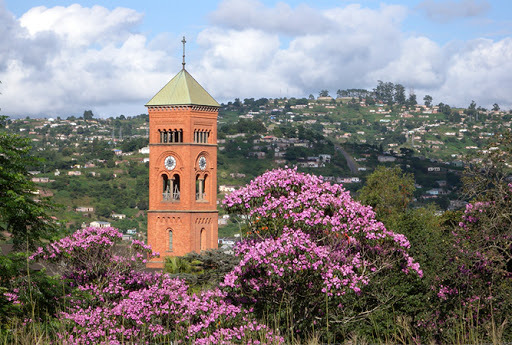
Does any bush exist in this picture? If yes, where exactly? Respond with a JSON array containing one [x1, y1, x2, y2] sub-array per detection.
[[26, 227, 282, 344], [223, 167, 422, 341]]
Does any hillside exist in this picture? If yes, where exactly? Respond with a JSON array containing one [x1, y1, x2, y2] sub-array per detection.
[[4, 95, 510, 239]]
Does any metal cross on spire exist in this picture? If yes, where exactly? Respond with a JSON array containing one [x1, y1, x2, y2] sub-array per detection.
[[182, 36, 186, 70]]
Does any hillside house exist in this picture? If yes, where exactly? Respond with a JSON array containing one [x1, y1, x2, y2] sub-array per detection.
[[76, 207, 94, 213], [378, 155, 397, 163], [219, 185, 237, 193], [31, 177, 49, 183], [90, 221, 111, 228], [319, 154, 331, 163], [248, 151, 266, 159]]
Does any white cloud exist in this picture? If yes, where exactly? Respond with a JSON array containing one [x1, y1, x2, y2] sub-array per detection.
[[418, 0, 490, 23], [367, 36, 447, 88], [198, 0, 512, 109], [197, 3, 409, 101], [210, 0, 332, 35], [1, 1, 511, 117], [0, 3, 175, 117], [435, 38, 512, 108], [19, 4, 144, 46]]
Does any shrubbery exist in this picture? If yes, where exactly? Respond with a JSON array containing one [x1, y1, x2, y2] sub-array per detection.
[[2, 161, 512, 343]]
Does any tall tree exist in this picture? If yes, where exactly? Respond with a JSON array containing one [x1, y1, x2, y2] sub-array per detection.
[[83, 110, 94, 121], [318, 90, 330, 97], [374, 81, 395, 105], [407, 92, 417, 108], [423, 94, 433, 107], [0, 116, 58, 249], [394, 83, 406, 105], [358, 166, 415, 219]]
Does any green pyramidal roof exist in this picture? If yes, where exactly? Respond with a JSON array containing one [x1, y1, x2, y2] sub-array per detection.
[[146, 69, 220, 107]]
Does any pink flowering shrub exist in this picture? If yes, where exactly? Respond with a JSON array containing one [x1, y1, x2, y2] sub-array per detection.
[[426, 183, 512, 339], [29, 227, 283, 344], [223, 168, 422, 337], [59, 275, 281, 344], [30, 227, 156, 287]]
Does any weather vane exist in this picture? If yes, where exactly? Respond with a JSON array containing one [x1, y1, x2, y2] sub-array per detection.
[[182, 36, 186, 69]]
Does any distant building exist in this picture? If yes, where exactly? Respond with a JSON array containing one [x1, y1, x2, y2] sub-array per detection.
[[219, 185, 237, 193], [31, 177, 50, 183], [111, 213, 126, 220], [139, 147, 150, 154], [378, 155, 397, 163], [76, 207, 94, 212], [90, 221, 111, 228], [319, 154, 332, 163]]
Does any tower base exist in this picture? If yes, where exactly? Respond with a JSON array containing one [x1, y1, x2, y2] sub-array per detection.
[[146, 211, 218, 269]]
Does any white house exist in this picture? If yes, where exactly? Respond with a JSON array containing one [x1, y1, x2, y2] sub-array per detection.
[[90, 221, 111, 228]]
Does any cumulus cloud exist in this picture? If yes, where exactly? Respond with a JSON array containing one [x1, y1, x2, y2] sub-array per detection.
[[197, 0, 511, 109], [19, 4, 144, 46], [435, 38, 512, 108], [0, 3, 175, 117], [418, 0, 490, 23], [1, 0, 511, 117], [197, 2, 408, 100], [210, 0, 332, 36]]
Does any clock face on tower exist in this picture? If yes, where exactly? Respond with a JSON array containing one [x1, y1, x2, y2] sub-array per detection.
[[164, 156, 176, 170], [198, 156, 207, 170]]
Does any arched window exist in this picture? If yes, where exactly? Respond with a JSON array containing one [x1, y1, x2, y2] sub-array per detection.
[[163, 174, 180, 201], [200, 228, 207, 251], [168, 229, 173, 251], [203, 174, 208, 200], [162, 175, 170, 200], [172, 174, 180, 201], [196, 174, 205, 201], [160, 129, 183, 143], [194, 130, 210, 143]]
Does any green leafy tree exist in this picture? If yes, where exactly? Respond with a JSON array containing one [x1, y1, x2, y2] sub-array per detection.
[[318, 89, 330, 97], [0, 116, 58, 249], [492, 103, 500, 111], [394, 83, 406, 105], [407, 92, 417, 107], [358, 166, 415, 219], [83, 110, 94, 121], [423, 94, 433, 107], [374, 80, 395, 105], [466, 100, 477, 118]]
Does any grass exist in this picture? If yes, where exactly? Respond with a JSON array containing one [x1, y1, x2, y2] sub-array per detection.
[[2, 314, 506, 345]]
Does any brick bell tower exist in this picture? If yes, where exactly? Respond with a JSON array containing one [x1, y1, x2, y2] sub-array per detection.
[[146, 37, 219, 268]]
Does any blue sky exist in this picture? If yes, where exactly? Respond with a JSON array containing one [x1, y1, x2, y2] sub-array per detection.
[[1, 0, 511, 117]]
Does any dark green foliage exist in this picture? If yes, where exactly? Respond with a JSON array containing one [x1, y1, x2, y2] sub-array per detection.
[[164, 249, 239, 288], [120, 137, 147, 153], [358, 165, 415, 218], [0, 252, 66, 327], [318, 89, 330, 97], [0, 117, 58, 250], [219, 119, 266, 135]]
